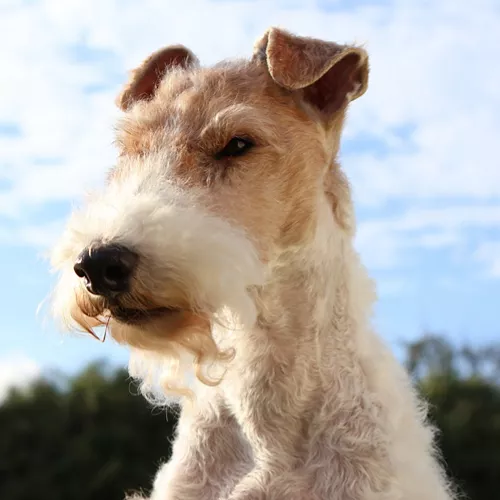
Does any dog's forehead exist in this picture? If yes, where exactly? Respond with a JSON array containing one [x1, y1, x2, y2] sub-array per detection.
[[115, 60, 302, 158], [148, 61, 282, 131], [165, 61, 271, 105]]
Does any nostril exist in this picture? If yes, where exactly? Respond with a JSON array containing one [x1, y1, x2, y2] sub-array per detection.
[[102, 262, 131, 286], [104, 264, 128, 282], [73, 262, 88, 279]]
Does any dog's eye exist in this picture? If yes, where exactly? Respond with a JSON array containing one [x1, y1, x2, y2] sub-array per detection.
[[215, 137, 254, 160]]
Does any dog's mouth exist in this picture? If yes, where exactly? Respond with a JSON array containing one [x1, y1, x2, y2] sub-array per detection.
[[108, 305, 182, 325]]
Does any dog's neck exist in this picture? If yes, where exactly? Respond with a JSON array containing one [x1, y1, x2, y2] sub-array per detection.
[[253, 192, 376, 356]]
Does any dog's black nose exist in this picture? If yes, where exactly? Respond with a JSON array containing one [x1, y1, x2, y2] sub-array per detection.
[[73, 245, 138, 297]]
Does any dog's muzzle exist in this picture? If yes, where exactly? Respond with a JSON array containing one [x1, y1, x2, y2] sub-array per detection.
[[73, 243, 183, 325]]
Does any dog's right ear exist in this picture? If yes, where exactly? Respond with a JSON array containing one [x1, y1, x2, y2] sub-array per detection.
[[116, 46, 199, 111], [253, 28, 368, 121]]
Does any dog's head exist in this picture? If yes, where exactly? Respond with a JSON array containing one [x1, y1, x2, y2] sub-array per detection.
[[49, 27, 368, 398]]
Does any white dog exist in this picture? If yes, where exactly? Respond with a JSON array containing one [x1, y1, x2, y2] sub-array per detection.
[[50, 27, 455, 500]]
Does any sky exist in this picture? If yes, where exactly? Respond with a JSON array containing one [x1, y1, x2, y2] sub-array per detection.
[[1, 0, 499, 399]]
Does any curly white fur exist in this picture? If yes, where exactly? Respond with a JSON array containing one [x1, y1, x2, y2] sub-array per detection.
[[51, 152, 265, 401], [49, 26, 456, 500]]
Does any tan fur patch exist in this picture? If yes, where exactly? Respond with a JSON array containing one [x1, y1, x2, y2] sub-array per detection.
[[50, 26, 455, 500]]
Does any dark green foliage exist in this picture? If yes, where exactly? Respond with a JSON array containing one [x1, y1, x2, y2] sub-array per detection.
[[405, 334, 500, 500], [0, 362, 179, 500], [424, 375, 500, 500], [1, 336, 499, 500]]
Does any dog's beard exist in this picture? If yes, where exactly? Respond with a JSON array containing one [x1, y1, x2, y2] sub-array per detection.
[[73, 286, 187, 328], [53, 270, 261, 404], [53, 248, 261, 402], [67, 283, 232, 402], [49, 173, 266, 402]]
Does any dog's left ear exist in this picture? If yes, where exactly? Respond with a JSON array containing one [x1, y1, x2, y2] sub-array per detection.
[[116, 45, 199, 111], [254, 28, 368, 119]]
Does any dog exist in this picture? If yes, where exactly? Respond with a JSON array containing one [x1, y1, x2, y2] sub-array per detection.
[[50, 27, 455, 500]]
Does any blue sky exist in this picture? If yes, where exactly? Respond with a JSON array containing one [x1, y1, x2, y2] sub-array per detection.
[[1, 0, 499, 397]]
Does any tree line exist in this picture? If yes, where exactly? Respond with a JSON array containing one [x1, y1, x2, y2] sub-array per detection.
[[1, 334, 499, 500]]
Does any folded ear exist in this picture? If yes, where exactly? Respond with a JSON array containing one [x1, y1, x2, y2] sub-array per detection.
[[254, 28, 368, 119], [116, 45, 199, 111]]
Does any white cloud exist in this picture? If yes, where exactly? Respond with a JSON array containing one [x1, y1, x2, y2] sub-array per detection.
[[0, 0, 499, 280], [356, 205, 500, 270], [0, 352, 41, 402]]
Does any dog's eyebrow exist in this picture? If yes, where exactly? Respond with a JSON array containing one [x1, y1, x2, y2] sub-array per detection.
[[201, 104, 277, 141], [203, 105, 263, 132]]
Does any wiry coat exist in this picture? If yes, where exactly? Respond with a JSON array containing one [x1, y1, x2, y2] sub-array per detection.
[[50, 27, 455, 500]]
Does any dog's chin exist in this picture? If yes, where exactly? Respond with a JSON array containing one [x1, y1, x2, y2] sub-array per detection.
[[108, 305, 184, 326], [104, 303, 212, 352]]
